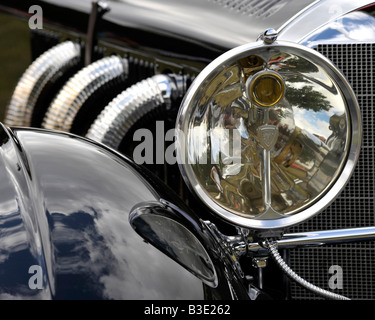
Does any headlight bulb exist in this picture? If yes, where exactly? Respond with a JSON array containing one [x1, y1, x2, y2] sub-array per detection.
[[246, 71, 285, 107]]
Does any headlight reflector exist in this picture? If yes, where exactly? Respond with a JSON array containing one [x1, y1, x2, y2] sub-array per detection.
[[176, 41, 361, 230]]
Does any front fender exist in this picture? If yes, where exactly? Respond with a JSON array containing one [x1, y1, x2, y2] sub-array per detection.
[[0, 124, 250, 299]]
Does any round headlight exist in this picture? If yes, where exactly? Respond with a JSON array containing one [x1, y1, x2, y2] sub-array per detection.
[[176, 40, 361, 230]]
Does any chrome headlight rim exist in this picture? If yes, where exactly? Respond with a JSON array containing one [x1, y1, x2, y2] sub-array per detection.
[[176, 40, 361, 230]]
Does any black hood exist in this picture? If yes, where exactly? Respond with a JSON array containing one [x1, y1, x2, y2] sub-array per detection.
[[0, 0, 316, 51]]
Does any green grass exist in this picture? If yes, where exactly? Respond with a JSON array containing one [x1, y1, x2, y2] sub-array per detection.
[[0, 12, 31, 122]]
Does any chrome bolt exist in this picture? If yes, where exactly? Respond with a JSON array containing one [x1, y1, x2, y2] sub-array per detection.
[[257, 28, 278, 44]]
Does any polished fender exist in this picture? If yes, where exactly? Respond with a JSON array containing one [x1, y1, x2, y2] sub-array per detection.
[[0, 123, 250, 299]]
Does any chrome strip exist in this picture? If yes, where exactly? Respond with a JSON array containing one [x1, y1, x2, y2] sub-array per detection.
[[278, 0, 374, 43], [42, 55, 128, 132], [300, 10, 375, 47], [4, 41, 81, 127], [86, 74, 185, 149], [246, 227, 375, 253]]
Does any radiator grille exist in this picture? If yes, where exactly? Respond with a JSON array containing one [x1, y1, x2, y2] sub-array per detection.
[[289, 43, 375, 300]]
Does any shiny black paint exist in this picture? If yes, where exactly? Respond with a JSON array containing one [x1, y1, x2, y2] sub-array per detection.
[[0, 124, 252, 299], [0, 0, 315, 300]]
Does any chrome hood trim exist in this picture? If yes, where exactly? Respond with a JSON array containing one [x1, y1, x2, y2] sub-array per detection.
[[278, 0, 374, 43]]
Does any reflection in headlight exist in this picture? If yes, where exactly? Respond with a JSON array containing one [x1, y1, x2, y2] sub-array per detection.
[[181, 48, 350, 220]]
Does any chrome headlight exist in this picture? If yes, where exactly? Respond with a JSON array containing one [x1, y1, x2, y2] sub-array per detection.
[[176, 39, 361, 230]]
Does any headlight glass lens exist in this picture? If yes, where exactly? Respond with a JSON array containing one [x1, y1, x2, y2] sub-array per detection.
[[177, 42, 360, 229]]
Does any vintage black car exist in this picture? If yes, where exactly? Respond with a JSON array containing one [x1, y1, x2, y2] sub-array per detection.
[[0, 0, 374, 301]]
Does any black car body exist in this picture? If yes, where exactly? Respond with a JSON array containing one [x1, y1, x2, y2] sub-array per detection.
[[0, 0, 375, 300]]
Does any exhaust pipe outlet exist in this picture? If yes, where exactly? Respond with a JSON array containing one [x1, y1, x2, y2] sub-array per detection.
[[86, 74, 186, 149], [4, 41, 81, 127], [42, 55, 128, 132]]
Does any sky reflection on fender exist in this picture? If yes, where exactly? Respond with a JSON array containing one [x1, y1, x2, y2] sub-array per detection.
[[4, 129, 204, 299]]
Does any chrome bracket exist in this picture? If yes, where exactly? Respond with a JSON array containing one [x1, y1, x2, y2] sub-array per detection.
[[202, 221, 246, 278], [85, 0, 110, 66], [203, 220, 375, 258], [202, 220, 275, 295], [203, 220, 375, 298], [248, 226, 375, 253]]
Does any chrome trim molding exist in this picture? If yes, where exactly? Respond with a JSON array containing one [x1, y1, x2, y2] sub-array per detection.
[[42, 55, 128, 132], [86, 74, 185, 149], [208, 221, 375, 259], [278, 0, 374, 43], [246, 227, 375, 253], [300, 10, 375, 47], [4, 41, 81, 127]]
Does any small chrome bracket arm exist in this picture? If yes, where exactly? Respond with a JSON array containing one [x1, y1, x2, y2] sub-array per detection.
[[202, 221, 246, 278], [154, 74, 188, 110], [85, 0, 110, 66]]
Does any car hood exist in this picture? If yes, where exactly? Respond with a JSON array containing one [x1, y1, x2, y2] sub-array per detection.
[[104, 0, 317, 49], [27, 0, 316, 49]]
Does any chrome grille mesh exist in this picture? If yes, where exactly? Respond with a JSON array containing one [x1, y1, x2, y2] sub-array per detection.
[[289, 43, 375, 300]]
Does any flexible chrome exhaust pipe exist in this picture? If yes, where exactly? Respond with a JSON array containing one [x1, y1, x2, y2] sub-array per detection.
[[86, 74, 186, 149], [4, 41, 81, 127], [263, 239, 350, 300], [42, 55, 128, 132]]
